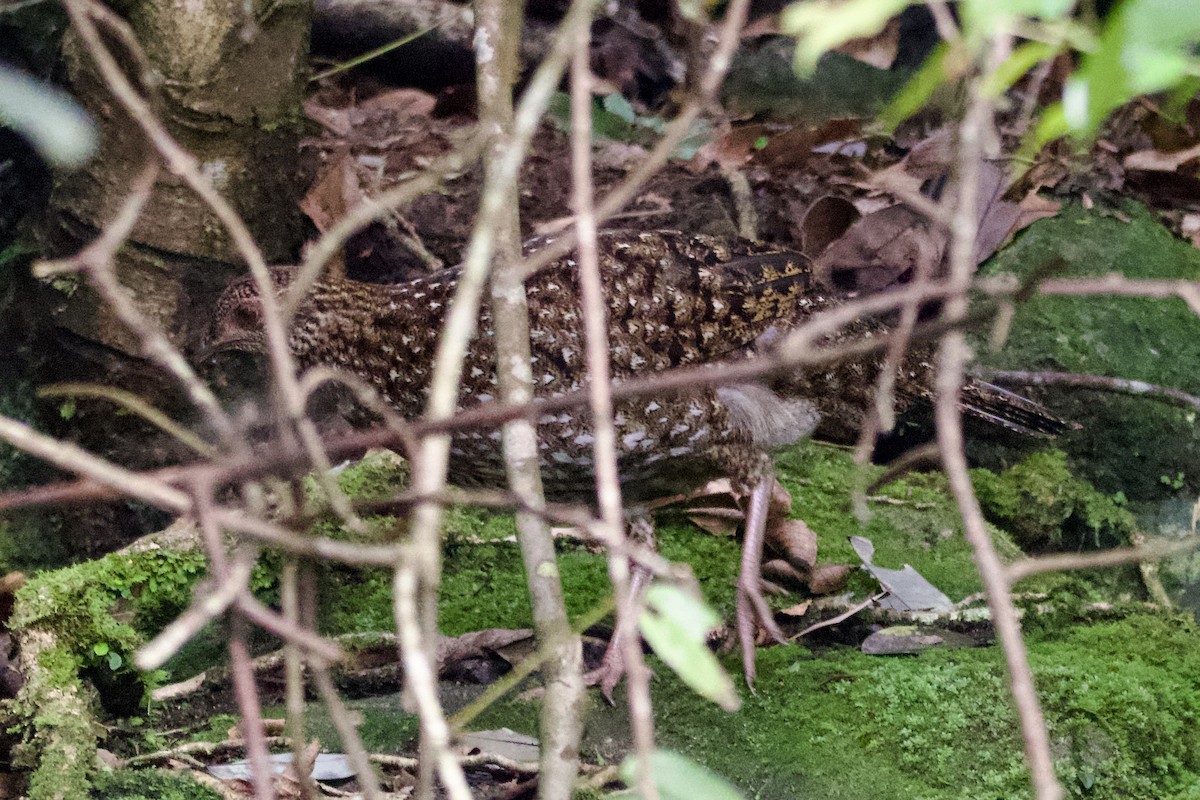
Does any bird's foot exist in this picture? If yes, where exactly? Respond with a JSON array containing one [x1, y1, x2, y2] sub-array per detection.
[[735, 574, 788, 688], [583, 642, 625, 705]]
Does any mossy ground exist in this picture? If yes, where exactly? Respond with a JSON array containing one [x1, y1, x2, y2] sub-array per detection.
[[976, 200, 1200, 501], [6, 383, 1192, 799], [293, 441, 1180, 800]]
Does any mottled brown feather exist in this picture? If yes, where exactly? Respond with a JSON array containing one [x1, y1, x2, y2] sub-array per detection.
[[210, 230, 1062, 502]]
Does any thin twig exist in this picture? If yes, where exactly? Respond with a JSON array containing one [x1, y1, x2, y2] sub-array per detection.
[[1006, 536, 1200, 582], [393, 561, 473, 800], [935, 34, 1062, 800], [37, 383, 215, 457], [982, 370, 1200, 413], [569, 23, 657, 800], [1038, 275, 1200, 316]]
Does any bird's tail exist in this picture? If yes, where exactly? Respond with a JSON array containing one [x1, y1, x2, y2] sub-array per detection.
[[959, 378, 1077, 437]]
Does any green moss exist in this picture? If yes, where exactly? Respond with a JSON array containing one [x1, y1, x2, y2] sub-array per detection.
[[333, 448, 408, 498], [12, 549, 207, 694], [654, 612, 1200, 800], [187, 714, 242, 744], [977, 201, 1200, 499], [775, 443, 1025, 600], [321, 440, 1071, 638], [972, 449, 1136, 551], [90, 769, 222, 800], [8, 542, 287, 797]]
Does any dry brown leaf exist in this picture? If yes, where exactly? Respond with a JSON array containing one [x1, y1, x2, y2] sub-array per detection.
[[689, 124, 768, 173], [766, 518, 818, 571], [762, 558, 806, 588], [795, 195, 860, 258], [356, 87, 436, 117], [835, 17, 900, 69], [813, 203, 943, 291], [303, 96, 352, 136], [808, 563, 854, 595], [300, 153, 360, 234], [687, 513, 741, 538], [779, 600, 812, 617]]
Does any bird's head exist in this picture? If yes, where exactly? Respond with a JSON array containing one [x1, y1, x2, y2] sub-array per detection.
[[205, 268, 296, 355]]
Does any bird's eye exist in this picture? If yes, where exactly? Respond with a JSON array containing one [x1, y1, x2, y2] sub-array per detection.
[[233, 305, 260, 329]]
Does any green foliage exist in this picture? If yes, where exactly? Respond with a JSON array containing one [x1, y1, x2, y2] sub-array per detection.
[[11, 547, 219, 703], [620, 750, 745, 800], [90, 769, 222, 800], [1037, 0, 1200, 142], [972, 449, 1136, 551], [781, 0, 909, 75], [186, 714, 241, 744], [545, 92, 711, 158], [640, 585, 739, 711]]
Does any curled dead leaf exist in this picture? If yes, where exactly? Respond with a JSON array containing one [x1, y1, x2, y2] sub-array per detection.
[[808, 563, 854, 595], [765, 518, 818, 571]]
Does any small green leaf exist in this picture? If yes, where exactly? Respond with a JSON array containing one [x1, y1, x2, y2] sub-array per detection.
[[619, 750, 745, 800], [876, 42, 952, 133], [602, 93, 637, 123], [781, 0, 910, 76], [93, 641, 110, 656], [59, 399, 76, 420], [753, 136, 769, 150], [108, 651, 123, 670], [639, 585, 740, 711]]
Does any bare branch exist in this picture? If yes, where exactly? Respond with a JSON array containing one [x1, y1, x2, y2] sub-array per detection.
[[983, 369, 1200, 413], [935, 34, 1062, 800]]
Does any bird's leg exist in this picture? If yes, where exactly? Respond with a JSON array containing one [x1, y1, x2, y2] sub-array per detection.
[[736, 470, 787, 687], [585, 515, 655, 704]]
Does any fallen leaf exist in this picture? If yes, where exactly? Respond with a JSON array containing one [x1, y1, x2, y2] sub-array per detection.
[[795, 195, 860, 257], [765, 518, 818, 571], [835, 16, 901, 69], [807, 563, 853, 595], [849, 535, 952, 612], [460, 728, 540, 763], [762, 558, 807, 588], [356, 87, 436, 117], [779, 600, 812, 617]]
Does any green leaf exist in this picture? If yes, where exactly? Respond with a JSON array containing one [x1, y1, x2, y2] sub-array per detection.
[[876, 42, 952, 133], [0, 63, 97, 169], [603, 93, 637, 123], [639, 585, 740, 711], [960, 0, 1074, 42], [1059, 0, 1200, 136], [781, 0, 910, 76], [619, 750, 745, 800], [92, 641, 110, 656], [108, 651, 123, 670]]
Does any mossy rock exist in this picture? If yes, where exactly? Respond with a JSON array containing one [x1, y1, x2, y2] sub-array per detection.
[[976, 201, 1200, 500], [90, 769, 222, 800], [971, 449, 1136, 552]]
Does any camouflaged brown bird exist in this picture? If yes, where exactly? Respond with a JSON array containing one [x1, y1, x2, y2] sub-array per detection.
[[210, 229, 1065, 685]]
